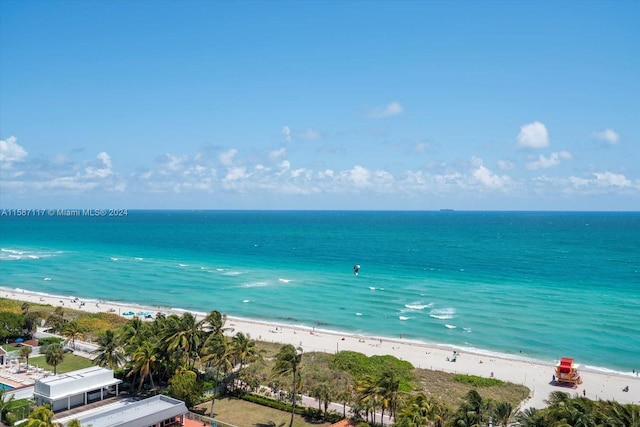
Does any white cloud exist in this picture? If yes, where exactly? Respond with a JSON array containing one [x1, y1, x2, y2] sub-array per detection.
[[1, 133, 638, 208], [223, 166, 250, 183], [282, 126, 291, 143], [85, 152, 113, 178], [497, 160, 515, 170], [156, 153, 188, 175], [593, 171, 631, 187], [593, 128, 619, 145], [517, 121, 549, 149], [278, 160, 291, 173], [218, 149, 237, 166], [268, 147, 287, 161], [470, 157, 512, 190], [566, 172, 638, 194], [298, 128, 322, 140], [344, 165, 371, 187], [526, 151, 572, 170], [290, 167, 310, 179], [414, 141, 437, 153], [279, 127, 322, 143], [0, 136, 28, 162], [317, 169, 335, 179], [370, 101, 404, 119]]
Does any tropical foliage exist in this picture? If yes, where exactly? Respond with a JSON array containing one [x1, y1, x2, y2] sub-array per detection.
[[25, 404, 59, 427], [514, 391, 640, 427], [0, 311, 25, 341], [2, 298, 637, 427], [44, 343, 65, 375], [272, 344, 303, 427]]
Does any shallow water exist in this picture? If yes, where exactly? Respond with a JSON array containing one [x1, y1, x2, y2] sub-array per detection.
[[1, 210, 638, 373]]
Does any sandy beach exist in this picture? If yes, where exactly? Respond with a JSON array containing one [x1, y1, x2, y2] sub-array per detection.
[[2, 286, 638, 409]]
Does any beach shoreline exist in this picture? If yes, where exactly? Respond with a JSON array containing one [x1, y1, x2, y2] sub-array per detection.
[[2, 285, 638, 409]]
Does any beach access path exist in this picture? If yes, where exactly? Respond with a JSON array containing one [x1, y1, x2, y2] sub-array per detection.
[[3, 287, 638, 410]]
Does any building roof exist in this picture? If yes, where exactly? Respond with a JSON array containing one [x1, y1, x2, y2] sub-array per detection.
[[34, 366, 122, 400], [329, 419, 357, 427], [20, 339, 39, 347], [55, 395, 189, 427]]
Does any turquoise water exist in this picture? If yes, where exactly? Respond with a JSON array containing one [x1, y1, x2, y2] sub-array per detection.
[[1, 210, 639, 373], [0, 382, 13, 391]]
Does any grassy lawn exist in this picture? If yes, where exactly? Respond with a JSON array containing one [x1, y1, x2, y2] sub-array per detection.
[[194, 397, 331, 427], [28, 354, 94, 374], [414, 368, 530, 409]]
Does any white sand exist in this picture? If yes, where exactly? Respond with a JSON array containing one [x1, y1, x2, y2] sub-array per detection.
[[2, 286, 638, 409]]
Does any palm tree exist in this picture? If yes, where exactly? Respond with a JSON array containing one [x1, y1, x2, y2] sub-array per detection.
[[162, 313, 202, 367], [201, 334, 234, 416], [396, 393, 430, 427], [93, 329, 125, 369], [311, 381, 332, 415], [25, 404, 59, 427], [377, 369, 401, 420], [463, 389, 487, 425], [44, 343, 65, 375], [45, 306, 65, 333], [597, 400, 638, 427], [20, 345, 32, 367], [0, 389, 16, 424], [202, 310, 231, 336], [448, 389, 488, 427], [119, 317, 149, 352], [397, 393, 448, 427], [272, 344, 303, 427], [492, 401, 514, 427], [230, 332, 259, 385], [128, 340, 158, 391], [66, 420, 81, 427], [21, 302, 40, 338], [514, 407, 545, 427], [62, 320, 84, 350], [545, 394, 596, 427], [357, 375, 379, 424]]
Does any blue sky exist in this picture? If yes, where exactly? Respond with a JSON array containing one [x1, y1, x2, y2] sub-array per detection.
[[1, 1, 638, 210]]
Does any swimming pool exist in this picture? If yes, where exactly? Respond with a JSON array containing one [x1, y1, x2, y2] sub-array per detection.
[[0, 382, 14, 391]]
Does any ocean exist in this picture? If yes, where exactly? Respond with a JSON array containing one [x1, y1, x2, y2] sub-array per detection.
[[1, 210, 638, 374]]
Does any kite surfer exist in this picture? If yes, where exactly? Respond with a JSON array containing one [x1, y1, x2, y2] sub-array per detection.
[[353, 264, 360, 276]]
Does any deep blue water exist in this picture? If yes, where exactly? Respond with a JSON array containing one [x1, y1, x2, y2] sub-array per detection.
[[1, 210, 639, 373]]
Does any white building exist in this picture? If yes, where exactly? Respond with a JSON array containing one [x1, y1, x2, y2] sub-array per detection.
[[33, 366, 122, 412], [54, 395, 189, 427]]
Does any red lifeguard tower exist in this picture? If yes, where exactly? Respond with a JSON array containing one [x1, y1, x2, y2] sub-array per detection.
[[555, 357, 582, 387]]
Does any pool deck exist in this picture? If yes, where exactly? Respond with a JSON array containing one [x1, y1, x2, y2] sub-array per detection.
[[0, 359, 54, 388]]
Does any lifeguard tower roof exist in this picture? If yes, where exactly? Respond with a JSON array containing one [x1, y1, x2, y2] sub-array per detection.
[[557, 357, 580, 371]]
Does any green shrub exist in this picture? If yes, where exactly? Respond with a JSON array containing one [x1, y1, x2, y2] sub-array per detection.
[[453, 374, 503, 387], [240, 392, 305, 415], [38, 337, 64, 346], [325, 410, 343, 423], [4, 412, 16, 426], [330, 351, 415, 391]]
